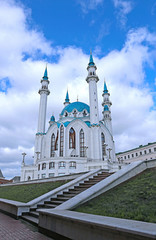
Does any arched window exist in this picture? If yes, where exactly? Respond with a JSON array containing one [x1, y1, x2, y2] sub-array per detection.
[[80, 129, 84, 157], [49, 162, 55, 169], [60, 125, 64, 157], [65, 111, 68, 117], [83, 110, 87, 117], [101, 133, 106, 158], [58, 161, 66, 169], [42, 163, 46, 170], [73, 110, 77, 118], [69, 161, 76, 169], [69, 128, 76, 149], [51, 133, 55, 157], [55, 130, 58, 150]]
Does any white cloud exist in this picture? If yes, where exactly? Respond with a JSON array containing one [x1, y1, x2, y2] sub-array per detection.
[[0, 1, 156, 179], [113, 0, 133, 27], [77, 0, 103, 13]]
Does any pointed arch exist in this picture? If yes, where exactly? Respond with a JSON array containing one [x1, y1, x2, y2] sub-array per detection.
[[80, 129, 84, 157], [60, 125, 64, 157], [69, 127, 76, 149], [51, 133, 55, 157], [55, 130, 58, 150], [101, 132, 106, 158]]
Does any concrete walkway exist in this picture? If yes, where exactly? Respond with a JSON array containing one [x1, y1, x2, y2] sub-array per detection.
[[0, 212, 53, 240]]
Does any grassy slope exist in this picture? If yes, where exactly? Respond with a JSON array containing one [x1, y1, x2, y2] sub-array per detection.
[[74, 168, 156, 223], [0, 180, 69, 203]]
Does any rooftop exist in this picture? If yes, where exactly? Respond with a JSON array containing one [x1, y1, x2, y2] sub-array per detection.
[[116, 142, 156, 155], [61, 101, 90, 116]]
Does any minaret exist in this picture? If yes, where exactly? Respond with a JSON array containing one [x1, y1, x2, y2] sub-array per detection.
[[86, 52, 99, 125], [64, 90, 70, 107], [37, 66, 50, 133], [102, 80, 113, 135], [86, 53, 101, 160]]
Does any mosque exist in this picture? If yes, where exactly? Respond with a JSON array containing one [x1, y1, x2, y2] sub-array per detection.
[[21, 53, 118, 181]]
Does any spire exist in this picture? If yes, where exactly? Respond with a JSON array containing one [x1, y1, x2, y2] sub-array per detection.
[[50, 114, 55, 122], [88, 50, 95, 66], [103, 80, 108, 93], [65, 90, 70, 103], [64, 90, 70, 106], [43, 65, 48, 80]]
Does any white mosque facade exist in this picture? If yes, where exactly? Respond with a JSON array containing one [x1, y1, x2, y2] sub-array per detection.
[[21, 54, 118, 181]]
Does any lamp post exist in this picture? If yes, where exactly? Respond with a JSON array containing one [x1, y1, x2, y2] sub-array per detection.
[[107, 148, 112, 161], [84, 146, 88, 158], [22, 152, 26, 165]]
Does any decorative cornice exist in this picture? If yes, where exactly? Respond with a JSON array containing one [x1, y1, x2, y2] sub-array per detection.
[[38, 89, 50, 95], [86, 75, 99, 83], [90, 123, 100, 127], [36, 132, 46, 135]]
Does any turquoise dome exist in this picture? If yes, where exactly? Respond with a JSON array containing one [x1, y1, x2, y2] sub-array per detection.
[[61, 102, 90, 116]]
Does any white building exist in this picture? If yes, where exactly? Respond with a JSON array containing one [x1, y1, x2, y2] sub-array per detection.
[[21, 53, 118, 181], [117, 142, 156, 165]]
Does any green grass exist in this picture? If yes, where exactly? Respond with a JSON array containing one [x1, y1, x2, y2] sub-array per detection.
[[74, 168, 156, 223], [0, 180, 69, 203]]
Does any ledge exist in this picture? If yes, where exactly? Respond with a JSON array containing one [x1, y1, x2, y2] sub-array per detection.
[[38, 209, 156, 240]]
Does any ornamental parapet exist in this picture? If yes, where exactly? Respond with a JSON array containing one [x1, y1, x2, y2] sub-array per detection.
[[90, 123, 100, 127], [36, 132, 46, 136], [38, 89, 50, 95]]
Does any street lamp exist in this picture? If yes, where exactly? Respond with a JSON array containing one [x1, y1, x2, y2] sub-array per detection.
[[107, 148, 112, 161], [22, 152, 26, 164]]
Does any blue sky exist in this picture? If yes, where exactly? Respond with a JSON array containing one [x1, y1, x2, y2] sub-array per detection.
[[20, 0, 156, 89], [0, 0, 156, 179], [20, 0, 156, 52]]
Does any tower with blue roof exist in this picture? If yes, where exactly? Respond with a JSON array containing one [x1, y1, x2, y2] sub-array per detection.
[[102, 80, 113, 135], [64, 90, 70, 107], [37, 66, 50, 134], [34, 66, 50, 163], [86, 51, 99, 124], [86, 52, 101, 160]]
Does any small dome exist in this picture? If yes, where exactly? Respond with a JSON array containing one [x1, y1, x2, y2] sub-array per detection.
[[50, 115, 55, 122], [104, 105, 109, 111], [61, 101, 90, 116]]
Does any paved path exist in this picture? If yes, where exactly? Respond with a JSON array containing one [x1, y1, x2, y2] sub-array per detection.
[[0, 212, 53, 240]]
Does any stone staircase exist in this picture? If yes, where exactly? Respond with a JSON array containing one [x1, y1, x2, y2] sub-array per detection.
[[21, 171, 113, 226]]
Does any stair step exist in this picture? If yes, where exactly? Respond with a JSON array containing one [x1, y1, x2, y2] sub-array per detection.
[[74, 186, 88, 189], [51, 200, 64, 204], [29, 211, 39, 218], [44, 203, 58, 208], [68, 189, 82, 193], [21, 215, 38, 226], [69, 188, 84, 192], [52, 197, 70, 201], [61, 193, 77, 198], [37, 204, 56, 209], [29, 207, 37, 211], [79, 183, 95, 187], [45, 200, 64, 205], [84, 180, 100, 183], [20, 172, 113, 227], [90, 177, 107, 180]]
